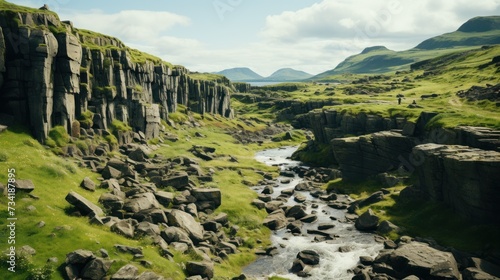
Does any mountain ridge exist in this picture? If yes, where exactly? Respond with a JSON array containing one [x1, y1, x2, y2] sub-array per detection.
[[311, 15, 500, 80], [216, 67, 313, 82]]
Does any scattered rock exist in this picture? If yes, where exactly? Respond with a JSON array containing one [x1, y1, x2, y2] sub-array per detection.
[[80, 177, 96, 192], [14, 179, 35, 193], [186, 261, 214, 279], [167, 209, 204, 242], [111, 264, 139, 280], [355, 209, 379, 231], [65, 191, 104, 217]]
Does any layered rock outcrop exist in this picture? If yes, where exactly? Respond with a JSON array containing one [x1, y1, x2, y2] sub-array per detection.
[[0, 11, 233, 142], [332, 131, 417, 181], [413, 144, 500, 223], [303, 109, 408, 144]]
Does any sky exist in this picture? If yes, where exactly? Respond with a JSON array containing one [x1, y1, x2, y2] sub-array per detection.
[[10, 0, 500, 76]]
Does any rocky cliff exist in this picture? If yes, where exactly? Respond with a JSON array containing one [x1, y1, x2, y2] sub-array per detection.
[[413, 143, 500, 224], [302, 108, 408, 144], [0, 9, 233, 142]]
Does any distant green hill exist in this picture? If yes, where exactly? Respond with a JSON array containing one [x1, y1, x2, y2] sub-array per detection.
[[312, 16, 500, 80], [216, 67, 263, 82], [416, 16, 500, 49], [264, 68, 313, 81]]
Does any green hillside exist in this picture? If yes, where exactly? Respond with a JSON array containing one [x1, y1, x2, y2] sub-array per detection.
[[312, 16, 500, 80]]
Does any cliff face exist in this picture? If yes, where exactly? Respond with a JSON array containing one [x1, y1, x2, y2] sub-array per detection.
[[302, 109, 408, 144], [413, 144, 500, 223], [0, 10, 233, 142]]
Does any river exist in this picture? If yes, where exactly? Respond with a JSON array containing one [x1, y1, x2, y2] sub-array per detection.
[[244, 146, 383, 280]]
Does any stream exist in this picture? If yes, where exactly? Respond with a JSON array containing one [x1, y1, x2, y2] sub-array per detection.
[[244, 146, 383, 280]]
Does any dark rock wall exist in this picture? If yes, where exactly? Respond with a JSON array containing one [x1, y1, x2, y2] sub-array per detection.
[[0, 11, 232, 142], [413, 144, 500, 223], [332, 131, 418, 181], [303, 109, 407, 144]]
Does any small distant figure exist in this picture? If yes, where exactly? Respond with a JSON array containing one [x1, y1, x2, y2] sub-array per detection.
[[398, 97, 402, 105], [412, 100, 417, 105], [39, 4, 49, 10]]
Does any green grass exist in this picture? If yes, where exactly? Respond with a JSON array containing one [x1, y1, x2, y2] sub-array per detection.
[[47, 126, 70, 147], [0, 126, 193, 280], [110, 119, 132, 132]]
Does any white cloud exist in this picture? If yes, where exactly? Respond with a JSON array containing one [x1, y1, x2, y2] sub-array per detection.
[[261, 0, 500, 44], [64, 10, 191, 42]]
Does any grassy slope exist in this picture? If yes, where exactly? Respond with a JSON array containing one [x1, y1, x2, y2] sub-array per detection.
[[313, 46, 478, 79], [0, 111, 307, 279], [249, 45, 500, 129]]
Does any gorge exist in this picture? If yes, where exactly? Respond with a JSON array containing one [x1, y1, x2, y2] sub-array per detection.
[[0, 2, 500, 280]]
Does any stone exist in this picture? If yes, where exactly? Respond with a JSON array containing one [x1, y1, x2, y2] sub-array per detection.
[[154, 191, 174, 207], [294, 193, 307, 203], [159, 173, 189, 189], [360, 256, 374, 265], [128, 146, 151, 162], [300, 214, 317, 223], [297, 250, 320, 265], [262, 185, 274, 195], [286, 205, 308, 219], [111, 220, 135, 238], [14, 179, 35, 192], [186, 261, 214, 279], [18, 245, 36, 257], [114, 244, 143, 255], [65, 191, 104, 217], [135, 221, 161, 237], [66, 249, 94, 264], [81, 258, 113, 280], [251, 199, 265, 209], [160, 227, 192, 245], [462, 267, 499, 280], [387, 241, 460, 279], [99, 193, 124, 211], [263, 210, 287, 230], [136, 271, 166, 280], [102, 165, 122, 179], [167, 209, 204, 242], [123, 192, 160, 213], [378, 220, 400, 234], [191, 188, 222, 210], [80, 177, 96, 192], [355, 208, 379, 231], [111, 264, 139, 280]]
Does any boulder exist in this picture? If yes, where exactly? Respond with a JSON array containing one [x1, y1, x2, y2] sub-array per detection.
[[135, 222, 161, 237], [160, 227, 192, 245], [136, 271, 166, 280], [191, 188, 222, 210], [297, 250, 320, 265], [111, 264, 139, 280], [102, 165, 122, 179], [263, 210, 287, 230], [154, 191, 174, 207], [387, 241, 460, 279], [80, 177, 96, 192], [286, 205, 308, 219], [111, 220, 135, 238], [66, 249, 95, 264], [355, 208, 379, 231], [186, 261, 214, 279], [99, 193, 125, 211], [167, 210, 204, 242], [65, 191, 104, 217], [158, 173, 189, 189], [80, 258, 113, 280], [14, 179, 35, 192], [123, 193, 160, 213], [462, 267, 499, 280], [128, 146, 151, 162]]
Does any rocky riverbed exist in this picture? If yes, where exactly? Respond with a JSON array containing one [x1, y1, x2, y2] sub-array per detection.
[[244, 146, 500, 280], [244, 146, 383, 279]]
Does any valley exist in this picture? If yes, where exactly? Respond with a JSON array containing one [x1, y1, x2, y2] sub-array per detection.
[[0, 1, 500, 280]]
